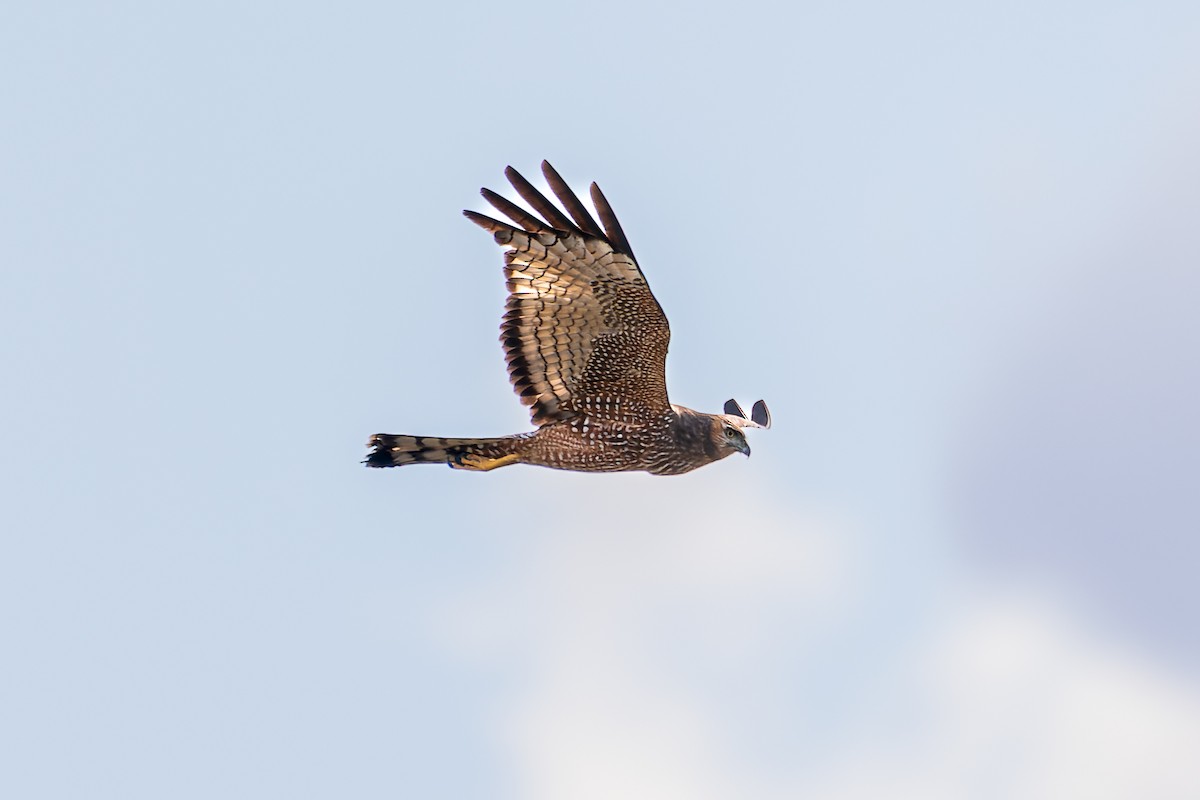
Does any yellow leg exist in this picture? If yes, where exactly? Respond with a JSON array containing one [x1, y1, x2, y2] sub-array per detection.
[[452, 452, 521, 471]]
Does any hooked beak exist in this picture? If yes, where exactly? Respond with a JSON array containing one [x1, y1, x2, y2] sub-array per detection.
[[737, 441, 751, 457]]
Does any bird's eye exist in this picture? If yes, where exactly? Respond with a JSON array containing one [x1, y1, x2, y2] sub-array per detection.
[[724, 425, 737, 437]]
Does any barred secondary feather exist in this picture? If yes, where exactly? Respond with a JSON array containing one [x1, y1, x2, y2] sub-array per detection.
[[366, 161, 769, 475]]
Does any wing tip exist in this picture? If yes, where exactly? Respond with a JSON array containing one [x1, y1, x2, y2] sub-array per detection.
[[588, 181, 635, 259], [463, 208, 517, 238]]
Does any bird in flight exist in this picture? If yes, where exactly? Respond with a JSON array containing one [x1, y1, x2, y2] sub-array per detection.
[[366, 161, 770, 475]]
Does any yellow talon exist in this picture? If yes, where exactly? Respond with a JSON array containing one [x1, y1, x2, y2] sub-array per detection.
[[453, 453, 521, 471]]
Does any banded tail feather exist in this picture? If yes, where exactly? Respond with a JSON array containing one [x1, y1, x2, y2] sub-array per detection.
[[365, 434, 523, 471]]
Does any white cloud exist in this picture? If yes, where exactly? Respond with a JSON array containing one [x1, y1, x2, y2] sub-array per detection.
[[505, 662, 729, 800], [437, 481, 1200, 800], [807, 589, 1200, 800]]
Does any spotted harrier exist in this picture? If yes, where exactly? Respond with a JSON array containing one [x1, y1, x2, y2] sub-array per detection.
[[366, 161, 770, 475]]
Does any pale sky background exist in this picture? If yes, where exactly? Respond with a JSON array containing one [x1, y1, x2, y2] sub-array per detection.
[[2, 2, 1199, 798]]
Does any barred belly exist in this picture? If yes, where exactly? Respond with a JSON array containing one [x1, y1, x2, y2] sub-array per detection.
[[520, 418, 653, 472]]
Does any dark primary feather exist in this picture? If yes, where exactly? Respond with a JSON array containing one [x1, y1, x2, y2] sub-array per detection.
[[481, 188, 543, 232], [462, 209, 519, 237], [540, 160, 607, 240], [504, 165, 580, 234], [589, 182, 636, 260]]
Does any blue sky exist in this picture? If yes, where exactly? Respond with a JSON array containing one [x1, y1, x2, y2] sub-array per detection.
[[2, 2, 1198, 798]]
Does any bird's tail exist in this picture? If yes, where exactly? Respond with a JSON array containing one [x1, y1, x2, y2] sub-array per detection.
[[365, 434, 524, 471]]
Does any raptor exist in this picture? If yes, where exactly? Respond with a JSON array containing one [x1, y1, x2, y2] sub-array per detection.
[[366, 161, 770, 475]]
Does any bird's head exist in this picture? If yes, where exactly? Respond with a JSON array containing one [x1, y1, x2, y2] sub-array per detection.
[[713, 415, 753, 456], [714, 399, 772, 457]]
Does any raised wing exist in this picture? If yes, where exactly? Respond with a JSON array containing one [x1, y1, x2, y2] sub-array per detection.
[[464, 161, 671, 426]]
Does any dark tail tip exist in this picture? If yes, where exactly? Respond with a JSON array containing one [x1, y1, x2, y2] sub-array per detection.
[[365, 434, 397, 468]]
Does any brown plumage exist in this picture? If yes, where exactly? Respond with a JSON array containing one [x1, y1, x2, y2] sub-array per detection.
[[366, 161, 769, 475]]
